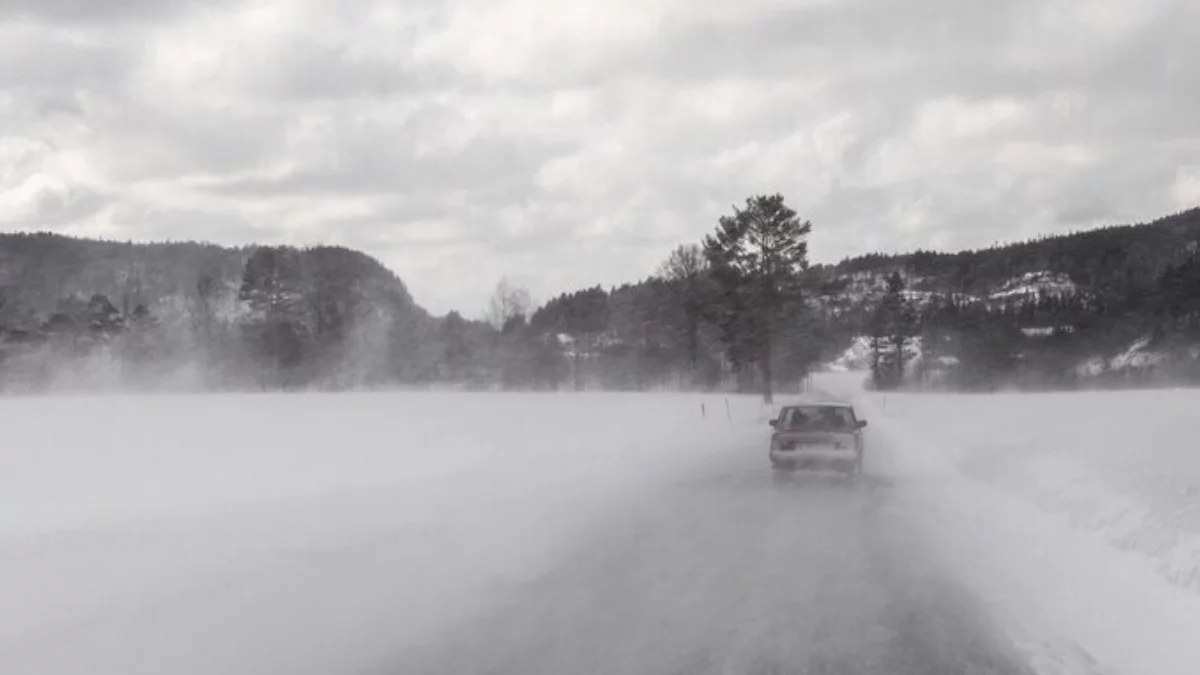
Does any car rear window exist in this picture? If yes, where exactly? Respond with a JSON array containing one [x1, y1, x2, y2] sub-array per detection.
[[781, 406, 855, 430]]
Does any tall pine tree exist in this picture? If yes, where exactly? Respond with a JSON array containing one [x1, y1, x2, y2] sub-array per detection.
[[869, 272, 918, 390], [703, 194, 812, 403]]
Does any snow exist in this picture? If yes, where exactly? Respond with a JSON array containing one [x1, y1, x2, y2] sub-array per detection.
[[849, 383, 1200, 675], [901, 288, 935, 306], [825, 335, 873, 371], [5, 382, 1200, 675], [989, 271, 1077, 302], [1075, 356, 1107, 377], [825, 268, 1079, 316], [826, 335, 925, 374], [881, 387, 1200, 594], [1071, 337, 1170, 377], [0, 391, 761, 675], [1109, 337, 1168, 370]]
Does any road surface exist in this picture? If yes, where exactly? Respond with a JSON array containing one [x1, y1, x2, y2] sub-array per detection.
[[384, 446, 1037, 675]]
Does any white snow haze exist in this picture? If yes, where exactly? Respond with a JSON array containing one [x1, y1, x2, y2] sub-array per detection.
[[4, 376, 1200, 674], [0, 391, 760, 674]]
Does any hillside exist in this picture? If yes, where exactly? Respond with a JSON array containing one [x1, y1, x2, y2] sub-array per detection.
[[528, 207, 1200, 392], [824, 207, 1200, 298], [0, 232, 426, 317], [3, 206, 1200, 394], [815, 207, 1200, 389], [0, 234, 439, 391]]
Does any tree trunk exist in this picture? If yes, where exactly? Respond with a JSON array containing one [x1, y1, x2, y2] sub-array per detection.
[[687, 319, 698, 368], [890, 335, 909, 388], [870, 335, 884, 388], [687, 317, 699, 387], [572, 336, 584, 391], [761, 324, 774, 404]]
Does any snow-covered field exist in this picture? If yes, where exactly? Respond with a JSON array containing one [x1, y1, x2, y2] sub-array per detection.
[[4, 381, 1200, 674], [0, 391, 765, 675]]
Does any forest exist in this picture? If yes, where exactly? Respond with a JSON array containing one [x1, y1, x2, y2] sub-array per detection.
[[2, 202, 1200, 394]]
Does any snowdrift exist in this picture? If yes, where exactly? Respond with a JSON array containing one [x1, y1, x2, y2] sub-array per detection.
[[842, 382, 1200, 675], [866, 387, 1200, 593]]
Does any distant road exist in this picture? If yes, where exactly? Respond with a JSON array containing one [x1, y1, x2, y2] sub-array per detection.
[[387, 455, 1036, 675]]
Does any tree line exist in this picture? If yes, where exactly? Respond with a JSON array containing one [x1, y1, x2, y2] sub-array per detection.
[[407, 193, 829, 400], [860, 237, 1200, 392], [0, 195, 827, 397], [0, 242, 437, 391], [4, 203, 1200, 394]]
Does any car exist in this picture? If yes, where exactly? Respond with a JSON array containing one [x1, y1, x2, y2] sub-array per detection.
[[767, 400, 867, 477]]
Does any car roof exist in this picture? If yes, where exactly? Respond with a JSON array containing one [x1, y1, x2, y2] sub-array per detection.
[[778, 400, 853, 410]]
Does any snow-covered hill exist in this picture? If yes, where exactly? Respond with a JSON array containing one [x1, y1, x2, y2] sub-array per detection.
[[987, 271, 1078, 302], [826, 268, 1079, 309]]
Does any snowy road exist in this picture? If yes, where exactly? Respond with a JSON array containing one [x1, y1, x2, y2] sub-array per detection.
[[8, 384, 1200, 675], [390, 459, 1031, 674]]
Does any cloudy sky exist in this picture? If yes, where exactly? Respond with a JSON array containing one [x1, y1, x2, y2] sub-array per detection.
[[2, 0, 1198, 315]]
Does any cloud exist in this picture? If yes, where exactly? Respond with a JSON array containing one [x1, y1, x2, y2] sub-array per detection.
[[0, 23, 133, 90], [0, 0, 225, 23], [1172, 168, 1200, 211], [1, 0, 1198, 314], [0, 171, 108, 229]]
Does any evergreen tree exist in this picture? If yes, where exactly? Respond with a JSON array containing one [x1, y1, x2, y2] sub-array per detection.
[[703, 194, 812, 403], [868, 272, 918, 389], [0, 288, 38, 338], [531, 286, 609, 390], [238, 247, 309, 388], [439, 310, 474, 384], [956, 320, 1023, 391], [86, 294, 125, 341], [193, 272, 221, 347], [119, 303, 162, 380]]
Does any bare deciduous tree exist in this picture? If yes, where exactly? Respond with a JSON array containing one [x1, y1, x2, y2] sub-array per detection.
[[657, 244, 712, 378], [485, 277, 533, 332]]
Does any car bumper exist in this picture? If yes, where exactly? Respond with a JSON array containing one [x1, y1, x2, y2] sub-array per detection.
[[770, 449, 858, 472]]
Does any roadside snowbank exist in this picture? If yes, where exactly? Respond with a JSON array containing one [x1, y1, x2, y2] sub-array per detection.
[[863, 387, 1200, 594], [842, 382, 1200, 675]]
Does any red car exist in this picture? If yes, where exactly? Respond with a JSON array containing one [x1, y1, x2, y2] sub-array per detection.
[[768, 401, 867, 477]]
